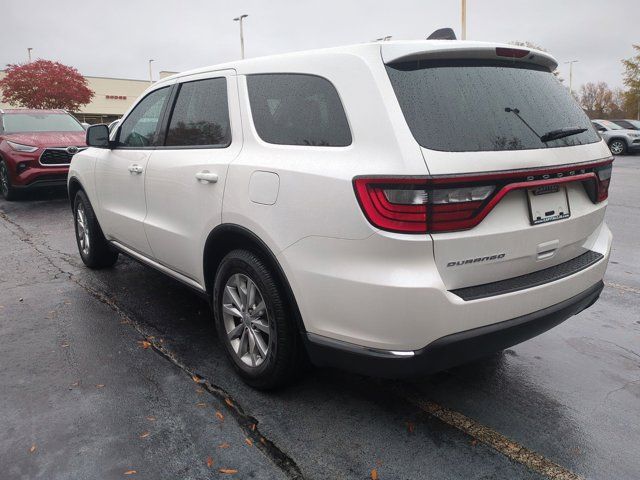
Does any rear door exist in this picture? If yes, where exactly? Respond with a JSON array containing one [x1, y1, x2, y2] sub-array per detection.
[[143, 70, 241, 284], [95, 86, 172, 256], [383, 48, 611, 289]]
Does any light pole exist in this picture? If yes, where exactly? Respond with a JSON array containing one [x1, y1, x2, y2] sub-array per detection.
[[461, 0, 467, 40], [565, 60, 578, 95], [148, 59, 155, 84], [27, 47, 33, 62], [374, 36, 392, 42], [233, 14, 248, 59]]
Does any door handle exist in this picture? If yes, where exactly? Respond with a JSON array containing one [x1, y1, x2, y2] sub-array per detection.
[[128, 164, 144, 174], [195, 171, 219, 184]]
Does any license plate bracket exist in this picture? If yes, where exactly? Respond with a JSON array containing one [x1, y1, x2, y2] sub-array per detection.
[[526, 185, 570, 225]]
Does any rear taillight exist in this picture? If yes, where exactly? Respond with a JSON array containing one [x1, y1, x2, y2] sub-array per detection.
[[354, 158, 613, 234], [594, 164, 612, 202], [495, 47, 530, 58], [353, 178, 494, 233]]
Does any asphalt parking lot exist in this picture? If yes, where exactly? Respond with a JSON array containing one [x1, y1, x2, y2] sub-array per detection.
[[1, 155, 638, 480]]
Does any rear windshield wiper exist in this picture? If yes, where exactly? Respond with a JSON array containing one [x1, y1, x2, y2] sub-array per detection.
[[539, 127, 587, 143]]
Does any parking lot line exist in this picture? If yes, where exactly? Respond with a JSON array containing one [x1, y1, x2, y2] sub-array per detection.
[[401, 389, 583, 480]]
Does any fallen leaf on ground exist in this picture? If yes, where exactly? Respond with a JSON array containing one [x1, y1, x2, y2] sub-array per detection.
[[219, 468, 238, 474], [191, 374, 200, 383], [61, 343, 69, 348], [123, 470, 137, 475], [196, 402, 207, 408], [224, 398, 233, 408], [139, 431, 150, 439], [138, 340, 151, 349], [245, 438, 253, 447], [250, 423, 256, 431], [29, 444, 36, 453], [218, 442, 230, 449], [371, 468, 379, 480], [206, 456, 214, 468], [70, 381, 79, 387], [146, 416, 156, 422], [260, 437, 266, 445], [96, 384, 105, 388], [215, 411, 224, 421]]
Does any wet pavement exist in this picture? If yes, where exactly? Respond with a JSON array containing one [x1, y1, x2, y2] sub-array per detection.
[[1, 155, 638, 480]]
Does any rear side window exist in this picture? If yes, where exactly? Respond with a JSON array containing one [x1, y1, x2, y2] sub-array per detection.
[[165, 77, 231, 147], [247, 74, 351, 147], [118, 87, 170, 147], [386, 59, 600, 152]]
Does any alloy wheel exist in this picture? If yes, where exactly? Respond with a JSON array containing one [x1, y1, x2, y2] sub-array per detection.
[[610, 141, 625, 155], [222, 273, 271, 368], [76, 204, 91, 256]]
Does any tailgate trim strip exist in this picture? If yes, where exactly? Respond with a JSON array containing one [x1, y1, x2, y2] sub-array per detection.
[[450, 250, 604, 301]]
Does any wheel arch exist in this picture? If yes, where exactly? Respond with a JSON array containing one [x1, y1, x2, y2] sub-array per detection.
[[608, 137, 628, 148], [68, 176, 84, 211], [203, 224, 307, 335]]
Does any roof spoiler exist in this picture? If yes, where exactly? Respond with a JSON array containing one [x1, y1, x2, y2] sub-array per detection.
[[427, 28, 457, 40]]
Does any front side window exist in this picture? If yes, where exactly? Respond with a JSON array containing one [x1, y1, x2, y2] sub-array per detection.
[[386, 59, 600, 152], [3, 113, 84, 133], [118, 87, 170, 147], [165, 77, 230, 147], [247, 74, 351, 147]]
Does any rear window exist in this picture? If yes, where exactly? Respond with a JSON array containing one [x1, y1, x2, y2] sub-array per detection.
[[3, 113, 84, 133], [247, 74, 351, 147], [386, 59, 600, 152]]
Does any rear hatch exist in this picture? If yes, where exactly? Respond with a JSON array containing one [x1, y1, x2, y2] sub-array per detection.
[[381, 42, 611, 290]]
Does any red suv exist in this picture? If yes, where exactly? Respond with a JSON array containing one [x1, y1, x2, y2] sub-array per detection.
[[0, 109, 87, 200]]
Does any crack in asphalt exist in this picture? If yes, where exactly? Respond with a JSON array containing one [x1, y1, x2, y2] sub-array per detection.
[[0, 210, 305, 480], [605, 282, 640, 295]]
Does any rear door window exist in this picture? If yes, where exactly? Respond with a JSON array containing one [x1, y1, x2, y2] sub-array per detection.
[[165, 77, 231, 147], [386, 59, 600, 152], [247, 74, 351, 147]]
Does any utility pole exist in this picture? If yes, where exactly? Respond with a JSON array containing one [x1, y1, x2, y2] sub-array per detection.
[[148, 59, 155, 84], [27, 48, 33, 62], [564, 60, 579, 95], [233, 14, 249, 59], [461, 0, 467, 40]]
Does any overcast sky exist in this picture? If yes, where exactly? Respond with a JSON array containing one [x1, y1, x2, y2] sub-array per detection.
[[1, 0, 638, 90]]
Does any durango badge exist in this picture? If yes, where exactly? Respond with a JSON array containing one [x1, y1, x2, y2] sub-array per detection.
[[447, 253, 506, 267]]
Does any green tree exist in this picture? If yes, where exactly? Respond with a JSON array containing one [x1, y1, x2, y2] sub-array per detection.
[[622, 44, 640, 120]]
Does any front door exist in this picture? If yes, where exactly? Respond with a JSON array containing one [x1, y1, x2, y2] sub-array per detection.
[[144, 72, 241, 284], [95, 85, 172, 256]]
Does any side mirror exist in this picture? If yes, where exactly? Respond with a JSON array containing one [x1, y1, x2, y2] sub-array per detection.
[[86, 124, 111, 148]]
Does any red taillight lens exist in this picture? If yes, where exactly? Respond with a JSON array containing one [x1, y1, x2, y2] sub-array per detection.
[[496, 47, 530, 58], [353, 159, 613, 234], [595, 164, 612, 202], [353, 178, 494, 233]]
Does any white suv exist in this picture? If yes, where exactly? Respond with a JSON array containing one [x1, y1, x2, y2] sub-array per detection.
[[69, 40, 613, 389]]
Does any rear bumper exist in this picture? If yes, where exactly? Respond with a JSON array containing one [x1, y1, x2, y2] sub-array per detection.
[[305, 281, 604, 378]]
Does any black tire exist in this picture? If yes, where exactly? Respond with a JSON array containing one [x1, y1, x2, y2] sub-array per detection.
[[0, 160, 18, 201], [608, 139, 627, 156], [213, 249, 302, 390], [73, 190, 119, 268]]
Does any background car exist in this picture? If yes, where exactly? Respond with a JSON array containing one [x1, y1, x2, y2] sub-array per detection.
[[610, 119, 640, 130], [0, 109, 87, 200], [591, 119, 640, 155]]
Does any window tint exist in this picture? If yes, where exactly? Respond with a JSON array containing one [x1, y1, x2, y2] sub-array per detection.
[[118, 87, 170, 147], [165, 78, 231, 147], [386, 60, 600, 152], [247, 74, 351, 146]]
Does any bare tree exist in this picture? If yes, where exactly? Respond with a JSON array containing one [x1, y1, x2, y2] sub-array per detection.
[[579, 82, 615, 118]]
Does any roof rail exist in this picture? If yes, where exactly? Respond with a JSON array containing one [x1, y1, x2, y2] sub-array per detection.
[[427, 28, 457, 40]]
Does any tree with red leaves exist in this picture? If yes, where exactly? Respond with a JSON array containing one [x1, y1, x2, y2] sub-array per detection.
[[0, 60, 93, 111]]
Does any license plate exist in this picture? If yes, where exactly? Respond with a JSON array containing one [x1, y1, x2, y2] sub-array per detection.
[[526, 185, 570, 225]]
